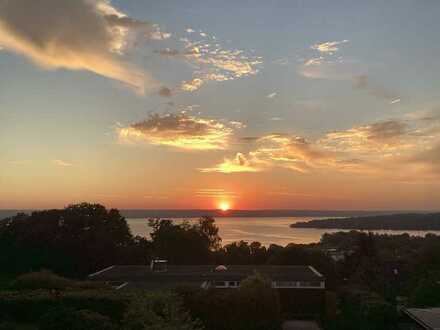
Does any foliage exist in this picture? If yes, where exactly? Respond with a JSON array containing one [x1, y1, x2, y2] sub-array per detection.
[[39, 307, 115, 330], [122, 292, 203, 330], [409, 272, 440, 307], [10, 270, 73, 291], [0, 290, 129, 323], [148, 217, 221, 264], [326, 289, 397, 330], [178, 274, 280, 330], [9, 270, 108, 291], [0, 203, 136, 277], [293, 213, 440, 230]]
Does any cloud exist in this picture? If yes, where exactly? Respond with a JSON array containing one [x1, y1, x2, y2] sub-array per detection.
[[158, 86, 172, 97], [267, 92, 277, 99], [353, 75, 400, 102], [181, 78, 204, 92], [154, 48, 180, 56], [311, 40, 349, 54], [195, 188, 239, 198], [172, 33, 262, 92], [117, 113, 241, 150], [52, 159, 73, 167], [321, 120, 409, 155], [299, 58, 364, 80], [410, 143, 440, 175], [203, 113, 440, 178], [202, 134, 331, 174], [200, 153, 263, 173], [0, 0, 159, 93]]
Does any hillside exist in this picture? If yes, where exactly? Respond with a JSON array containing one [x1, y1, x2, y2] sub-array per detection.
[[291, 213, 440, 230]]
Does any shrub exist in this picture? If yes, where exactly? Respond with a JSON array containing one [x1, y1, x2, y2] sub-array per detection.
[[39, 307, 115, 330], [0, 322, 19, 330], [0, 290, 129, 323], [177, 273, 281, 330], [122, 292, 202, 330], [10, 270, 73, 291]]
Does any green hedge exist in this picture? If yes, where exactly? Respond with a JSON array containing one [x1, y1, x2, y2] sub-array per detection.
[[0, 290, 130, 323]]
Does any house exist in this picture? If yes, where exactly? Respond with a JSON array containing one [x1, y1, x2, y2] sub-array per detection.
[[400, 308, 440, 330], [89, 261, 326, 316]]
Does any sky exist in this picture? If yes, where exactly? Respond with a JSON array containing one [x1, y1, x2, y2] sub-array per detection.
[[1, 0, 440, 210]]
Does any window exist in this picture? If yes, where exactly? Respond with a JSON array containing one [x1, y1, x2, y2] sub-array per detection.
[[213, 281, 227, 287]]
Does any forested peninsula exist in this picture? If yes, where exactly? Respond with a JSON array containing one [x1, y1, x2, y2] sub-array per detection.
[[291, 213, 440, 230]]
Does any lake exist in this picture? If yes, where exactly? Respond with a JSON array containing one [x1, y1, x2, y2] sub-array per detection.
[[127, 217, 440, 246]]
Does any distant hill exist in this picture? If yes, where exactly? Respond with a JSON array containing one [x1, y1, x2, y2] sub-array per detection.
[[0, 209, 409, 220], [117, 209, 404, 219], [291, 213, 440, 230]]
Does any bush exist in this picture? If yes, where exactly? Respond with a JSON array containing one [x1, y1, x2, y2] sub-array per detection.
[[122, 292, 202, 330], [177, 273, 280, 330], [39, 307, 115, 330], [0, 290, 129, 323], [9, 270, 109, 292], [326, 288, 397, 330], [10, 270, 73, 291], [0, 322, 19, 330]]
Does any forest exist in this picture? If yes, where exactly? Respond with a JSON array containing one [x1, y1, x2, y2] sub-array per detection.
[[291, 212, 440, 230]]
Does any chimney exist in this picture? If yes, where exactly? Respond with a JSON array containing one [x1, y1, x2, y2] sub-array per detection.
[[150, 259, 168, 272]]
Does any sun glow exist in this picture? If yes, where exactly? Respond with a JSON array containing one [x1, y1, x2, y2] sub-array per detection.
[[218, 201, 231, 211]]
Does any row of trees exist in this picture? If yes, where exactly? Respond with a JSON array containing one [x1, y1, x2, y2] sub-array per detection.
[[0, 203, 151, 277]]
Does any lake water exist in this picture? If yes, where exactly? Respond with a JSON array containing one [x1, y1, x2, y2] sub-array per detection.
[[127, 217, 440, 246]]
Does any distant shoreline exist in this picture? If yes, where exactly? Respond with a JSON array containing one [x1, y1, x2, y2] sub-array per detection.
[[0, 209, 429, 220], [291, 213, 440, 230]]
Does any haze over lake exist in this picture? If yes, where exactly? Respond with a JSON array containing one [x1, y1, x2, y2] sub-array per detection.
[[127, 217, 439, 246]]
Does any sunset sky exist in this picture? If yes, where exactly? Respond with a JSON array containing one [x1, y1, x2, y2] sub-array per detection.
[[1, 0, 440, 210]]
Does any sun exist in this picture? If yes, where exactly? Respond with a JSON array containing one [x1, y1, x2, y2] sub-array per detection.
[[218, 201, 231, 212]]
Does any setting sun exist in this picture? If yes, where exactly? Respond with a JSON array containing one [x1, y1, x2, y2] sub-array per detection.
[[218, 201, 231, 212]]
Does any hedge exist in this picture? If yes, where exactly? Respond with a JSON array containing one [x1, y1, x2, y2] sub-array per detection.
[[0, 290, 130, 323]]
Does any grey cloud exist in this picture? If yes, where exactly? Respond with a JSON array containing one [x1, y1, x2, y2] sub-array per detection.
[[0, 0, 158, 93], [353, 75, 400, 101]]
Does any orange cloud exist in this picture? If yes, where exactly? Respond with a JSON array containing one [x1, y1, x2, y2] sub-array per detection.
[[202, 114, 440, 178], [118, 113, 241, 150]]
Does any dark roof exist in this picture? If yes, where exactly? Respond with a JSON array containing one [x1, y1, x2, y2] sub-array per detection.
[[89, 265, 324, 283], [404, 308, 440, 330]]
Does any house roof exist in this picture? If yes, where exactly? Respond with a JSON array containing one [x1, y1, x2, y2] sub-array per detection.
[[89, 265, 324, 284], [404, 308, 440, 330]]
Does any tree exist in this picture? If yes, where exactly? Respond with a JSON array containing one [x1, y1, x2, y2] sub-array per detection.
[[40, 307, 115, 330], [409, 272, 440, 307], [122, 293, 202, 330], [233, 273, 281, 330], [148, 217, 221, 264], [0, 203, 134, 277]]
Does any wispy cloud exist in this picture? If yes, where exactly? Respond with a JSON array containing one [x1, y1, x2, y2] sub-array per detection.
[[200, 153, 263, 173], [52, 159, 73, 167], [201, 134, 330, 174], [181, 78, 204, 92], [117, 113, 242, 150], [155, 30, 262, 92], [195, 188, 239, 198], [311, 40, 349, 54], [202, 112, 440, 179], [353, 75, 400, 102], [0, 0, 161, 93]]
